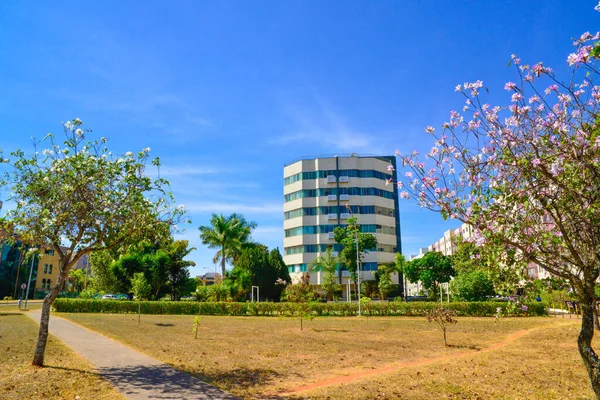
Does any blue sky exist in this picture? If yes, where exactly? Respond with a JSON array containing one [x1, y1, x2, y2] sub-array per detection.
[[0, 1, 598, 277]]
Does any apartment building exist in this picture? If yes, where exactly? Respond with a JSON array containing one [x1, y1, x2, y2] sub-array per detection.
[[283, 155, 402, 290]]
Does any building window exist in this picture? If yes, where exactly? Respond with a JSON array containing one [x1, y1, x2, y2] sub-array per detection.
[[42, 279, 46, 289], [48, 265, 53, 274], [46, 279, 51, 289], [45, 249, 54, 256], [43, 264, 48, 274]]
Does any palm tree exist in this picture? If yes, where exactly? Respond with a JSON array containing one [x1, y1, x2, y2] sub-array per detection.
[[199, 213, 256, 277], [310, 247, 340, 301]]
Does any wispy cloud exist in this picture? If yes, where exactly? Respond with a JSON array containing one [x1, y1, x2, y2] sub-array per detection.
[[272, 95, 394, 155], [160, 166, 220, 177], [183, 201, 282, 215]]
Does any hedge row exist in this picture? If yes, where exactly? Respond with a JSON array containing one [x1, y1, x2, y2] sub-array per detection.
[[52, 299, 547, 317]]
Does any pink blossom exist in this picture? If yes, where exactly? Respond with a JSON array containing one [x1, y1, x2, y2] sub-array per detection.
[[532, 158, 541, 167], [387, 164, 394, 171], [504, 82, 517, 91], [399, 191, 410, 199], [405, 171, 413, 178]]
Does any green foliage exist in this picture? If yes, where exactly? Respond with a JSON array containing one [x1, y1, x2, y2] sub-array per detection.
[[68, 269, 86, 292], [90, 250, 118, 293], [224, 246, 290, 301], [450, 270, 495, 301], [199, 213, 256, 277], [404, 252, 454, 296], [109, 239, 195, 300], [131, 272, 152, 300], [53, 299, 547, 317], [360, 280, 378, 298], [192, 316, 201, 339], [377, 266, 393, 300], [79, 288, 99, 300], [310, 247, 340, 301], [333, 216, 378, 284]]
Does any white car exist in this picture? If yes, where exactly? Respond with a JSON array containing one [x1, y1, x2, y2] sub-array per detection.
[[102, 294, 118, 300]]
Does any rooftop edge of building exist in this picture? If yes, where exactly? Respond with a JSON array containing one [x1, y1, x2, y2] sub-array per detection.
[[284, 153, 396, 168]]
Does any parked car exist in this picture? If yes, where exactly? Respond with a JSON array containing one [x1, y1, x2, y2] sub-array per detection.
[[102, 294, 118, 300]]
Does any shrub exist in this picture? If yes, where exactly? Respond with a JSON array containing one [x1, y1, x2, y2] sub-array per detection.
[[52, 299, 549, 317]]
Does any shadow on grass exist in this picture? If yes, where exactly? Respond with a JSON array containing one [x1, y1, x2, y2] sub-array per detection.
[[155, 323, 175, 327], [0, 313, 25, 316], [98, 364, 241, 399], [447, 343, 481, 350], [311, 328, 349, 333], [45, 365, 100, 376], [204, 368, 283, 390]]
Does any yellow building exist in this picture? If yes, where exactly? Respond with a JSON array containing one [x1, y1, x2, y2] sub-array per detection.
[[35, 247, 64, 293]]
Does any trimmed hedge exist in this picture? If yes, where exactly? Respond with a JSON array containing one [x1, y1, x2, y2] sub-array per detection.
[[52, 299, 547, 317]]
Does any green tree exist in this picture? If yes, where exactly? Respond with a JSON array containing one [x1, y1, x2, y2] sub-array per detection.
[[377, 265, 393, 300], [68, 269, 86, 292], [404, 252, 453, 297], [282, 272, 318, 331], [450, 270, 494, 301], [333, 216, 378, 292], [131, 272, 152, 300], [0, 120, 183, 366], [89, 250, 118, 293], [199, 213, 256, 277], [310, 247, 340, 301], [165, 240, 196, 300], [227, 246, 290, 301]]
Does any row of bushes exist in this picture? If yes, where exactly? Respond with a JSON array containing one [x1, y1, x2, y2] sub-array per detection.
[[52, 299, 547, 317]]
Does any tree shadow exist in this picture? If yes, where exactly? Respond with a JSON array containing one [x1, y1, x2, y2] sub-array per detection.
[[99, 364, 240, 399], [311, 328, 349, 333], [155, 323, 175, 327], [0, 313, 25, 316], [447, 343, 481, 350], [45, 365, 100, 376], [202, 367, 283, 390]]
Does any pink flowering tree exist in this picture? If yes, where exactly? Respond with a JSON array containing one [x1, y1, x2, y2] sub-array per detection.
[[396, 11, 600, 395]]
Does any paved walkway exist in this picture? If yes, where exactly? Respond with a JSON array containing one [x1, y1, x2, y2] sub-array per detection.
[[28, 311, 239, 400]]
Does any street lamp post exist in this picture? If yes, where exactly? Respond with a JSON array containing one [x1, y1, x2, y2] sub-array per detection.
[[346, 204, 361, 317]]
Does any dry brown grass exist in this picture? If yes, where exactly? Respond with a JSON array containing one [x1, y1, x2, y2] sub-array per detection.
[[0, 311, 123, 400], [57, 313, 594, 399], [299, 319, 594, 400]]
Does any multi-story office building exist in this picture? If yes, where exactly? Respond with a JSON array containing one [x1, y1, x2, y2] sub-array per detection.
[[283, 155, 402, 292]]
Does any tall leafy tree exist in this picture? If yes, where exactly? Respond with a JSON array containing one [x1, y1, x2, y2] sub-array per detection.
[[333, 217, 378, 291], [230, 246, 290, 301], [166, 240, 196, 301], [199, 213, 256, 277], [396, 19, 600, 394], [0, 120, 183, 366], [403, 251, 453, 297], [89, 250, 118, 293]]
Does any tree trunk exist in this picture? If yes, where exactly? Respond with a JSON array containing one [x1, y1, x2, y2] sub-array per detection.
[[594, 299, 600, 331], [221, 246, 226, 278], [577, 282, 600, 397], [32, 264, 69, 367], [443, 329, 447, 346]]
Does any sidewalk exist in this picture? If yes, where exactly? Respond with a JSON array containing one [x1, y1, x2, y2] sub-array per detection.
[[28, 310, 239, 400]]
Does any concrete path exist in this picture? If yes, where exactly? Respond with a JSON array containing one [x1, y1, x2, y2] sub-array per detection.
[[28, 311, 239, 400]]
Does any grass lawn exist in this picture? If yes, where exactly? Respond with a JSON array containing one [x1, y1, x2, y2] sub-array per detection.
[[0, 311, 124, 400], [57, 313, 595, 399]]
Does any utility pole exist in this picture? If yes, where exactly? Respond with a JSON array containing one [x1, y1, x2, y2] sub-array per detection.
[[23, 250, 36, 310]]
